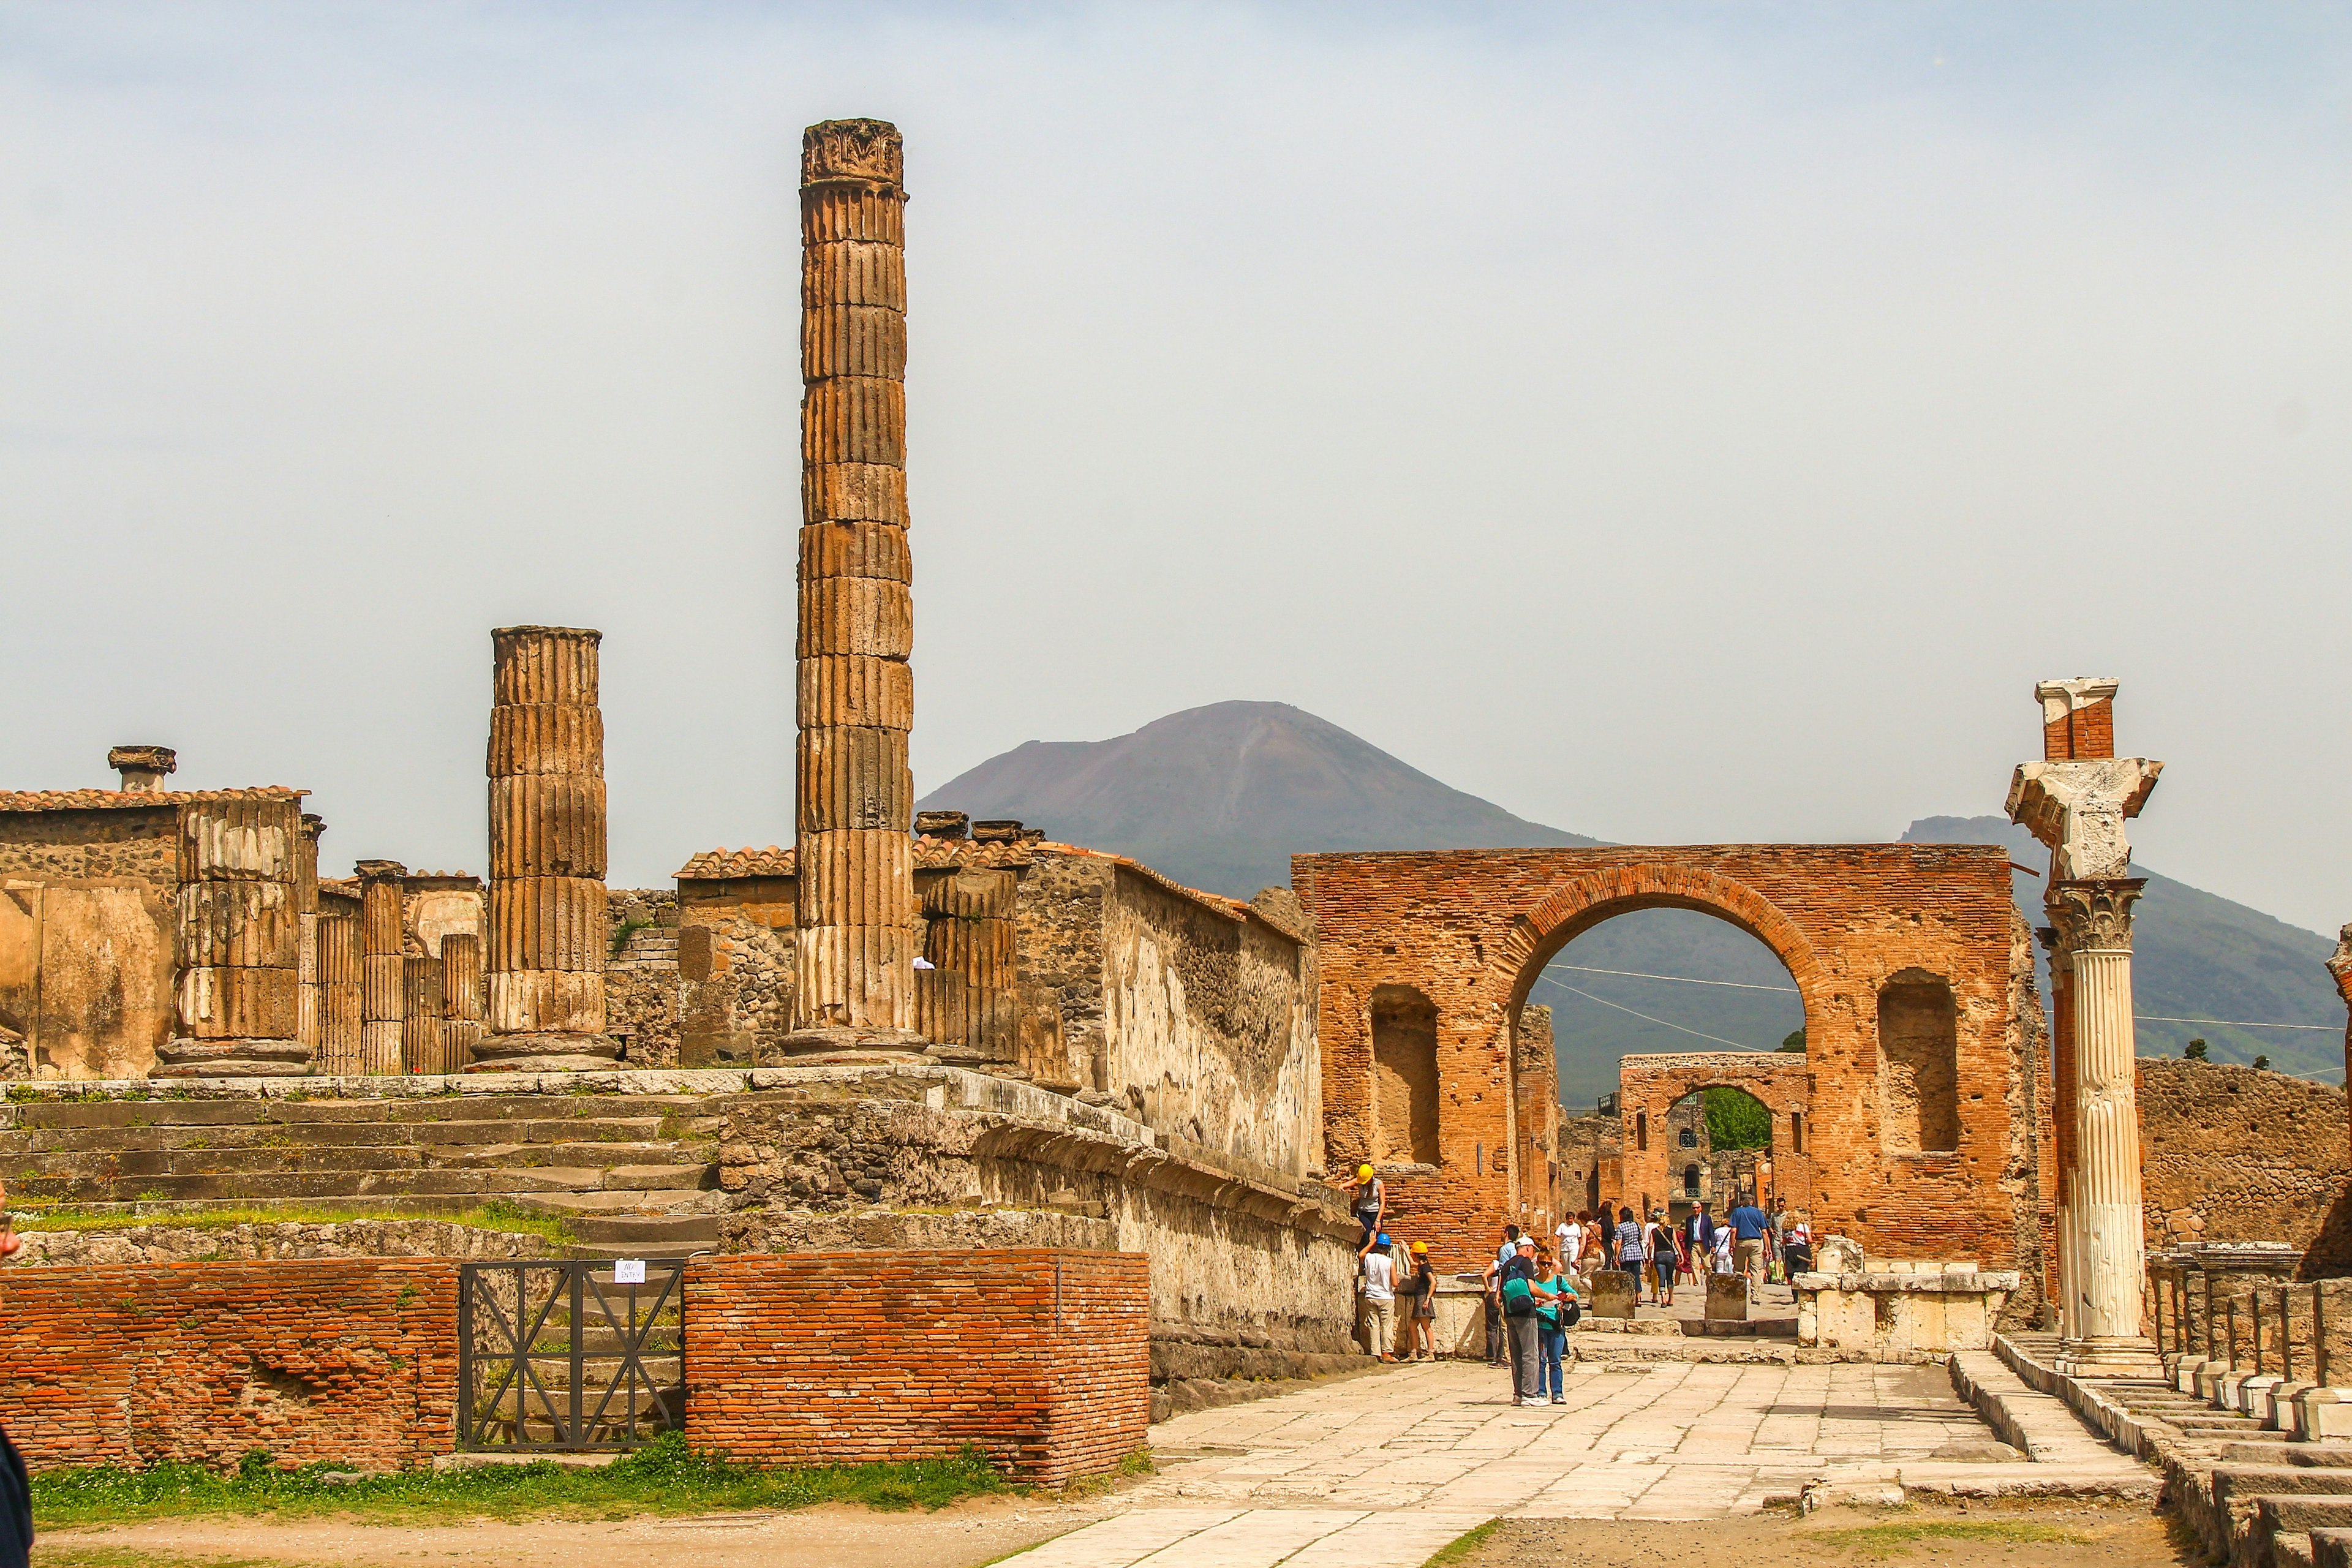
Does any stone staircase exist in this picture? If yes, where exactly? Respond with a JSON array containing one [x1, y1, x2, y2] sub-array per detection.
[[0, 1093, 726, 1257]]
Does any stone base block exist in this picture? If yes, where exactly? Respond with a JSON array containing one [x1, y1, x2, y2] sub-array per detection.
[[152, 1038, 313, 1078], [464, 1032, 623, 1073], [2238, 1373, 2283, 1417], [778, 1026, 930, 1063], [2294, 1386, 2352, 1441], [2055, 1334, 2163, 1380], [2265, 1380, 2315, 1429], [1706, 1272, 1751, 1321], [1585, 1270, 1637, 1319]]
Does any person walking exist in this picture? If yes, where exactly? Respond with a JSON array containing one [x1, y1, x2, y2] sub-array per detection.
[[1556, 1211, 1583, 1273], [1645, 1209, 1678, 1308], [1351, 1165, 1386, 1254], [1481, 1227, 1520, 1366], [1534, 1243, 1575, 1404], [1684, 1201, 1716, 1286], [1401, 1240, 1438, 1360], [1711, 1217, 1735, 1276], [1728, 1193, 1773, 1294], [1613, 1204, 1648, 1302], [1361, 1232, 1400, 1360], [1499, 1236, 1546, 1406], [1782, 1213, 1814, 1277]]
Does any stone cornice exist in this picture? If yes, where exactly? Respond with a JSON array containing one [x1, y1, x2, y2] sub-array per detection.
[[2006, 756, 2162, 880]]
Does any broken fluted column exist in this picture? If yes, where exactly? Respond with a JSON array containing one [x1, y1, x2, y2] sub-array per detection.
[[470, 625, 620, 1072], [154, 791, 314, 1078], [442, 932, 483, 1071], [2007, 676, 2163, 1377], [296, 813, 324, 1063], [788, 117, 922, 1057], [356, 859, 407, 1076], [316, 910, 361, 1075]]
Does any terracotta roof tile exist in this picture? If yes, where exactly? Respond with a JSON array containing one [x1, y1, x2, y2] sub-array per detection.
[[676, 845, 796, 880], [0, 786, 303, 813]]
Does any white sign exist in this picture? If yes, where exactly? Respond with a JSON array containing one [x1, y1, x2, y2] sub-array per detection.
[[613, 1259, 646, 1285]]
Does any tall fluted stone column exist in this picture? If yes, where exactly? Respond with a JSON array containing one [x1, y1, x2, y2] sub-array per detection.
[[789, 117, 923, 1057], [356, 859, 407, 1076], [2008, 676, 2163, 1378], [295, 813, 324, 1064], [443, 932, 484, 1072], [470, 625, 619, 1072], [156, 793, 314, 1078], [317, 911, 361, 1075]]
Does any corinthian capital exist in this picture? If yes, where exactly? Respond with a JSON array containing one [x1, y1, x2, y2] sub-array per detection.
[[2006, 756, 2162, 881], [2046, 878, 2146, 954], [2328, 924, 2352, 1006]]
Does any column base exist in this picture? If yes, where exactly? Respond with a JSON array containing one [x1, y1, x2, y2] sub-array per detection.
[[153, 1038, 314, 1078], [464, 1032, 624, 1073], [778, 1026, 931, 1064], [2054, 1334, 2165, 1379]]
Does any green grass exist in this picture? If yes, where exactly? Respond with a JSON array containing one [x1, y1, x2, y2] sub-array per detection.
[[1420, 1518, 1502, 1565], [34, 1435, 1008, 1528], [1804, 1520, 2095, 1558], [37, 1550, 334, 1568], [11, 1200, 575, 1246]]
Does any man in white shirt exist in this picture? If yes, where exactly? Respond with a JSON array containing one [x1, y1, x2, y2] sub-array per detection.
[[1362, 1232, 1400, 1362], [1556, 1215, 1583, 1272]]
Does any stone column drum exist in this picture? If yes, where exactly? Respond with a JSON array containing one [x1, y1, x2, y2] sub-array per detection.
[[789, 117, 923, 1056], [915, 867, 1017, 1061], [402, 956, 445, 1074], [470, 625, 619, 1071], [356, 859, 407, 1077], [2008, 676, 2163, 1377], [315, 911, 361, 1075], [442, 932, 484, 1072], [155, 793, 313, 1077]]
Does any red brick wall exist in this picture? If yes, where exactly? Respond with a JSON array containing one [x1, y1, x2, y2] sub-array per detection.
[[1294, 845, 2047, 1280], [685, 1249, 1148, 1485], [2042, 700, 2115, 761], [0, 1259, 457, 1471]]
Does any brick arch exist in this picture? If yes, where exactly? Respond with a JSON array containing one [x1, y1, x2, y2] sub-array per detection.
[[1615, 1055, 1812, 1219]]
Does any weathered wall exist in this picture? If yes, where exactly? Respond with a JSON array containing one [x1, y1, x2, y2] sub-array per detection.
[[685, 1249, 1148, 1484], [0, 1258, 457, 1471], [606, 889, 682, 1067], [0, 807, 178, 1080], [1295, 845, 2048, 1282], [676, 876, 794, 1068], [1618, 1052, 1811, 1225], [2139, 1057, 2352, 1273]]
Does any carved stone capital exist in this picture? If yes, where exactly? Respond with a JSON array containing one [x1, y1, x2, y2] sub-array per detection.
[[802, 118, 902, 187], [2006, 756, 2162, 880], [2045, 878, 2146, 954], [2328, 924, 2352, 1006]]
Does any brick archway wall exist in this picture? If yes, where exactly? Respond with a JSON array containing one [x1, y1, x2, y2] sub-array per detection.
[[1614, 1052, 1812, 1223], [1293, 845, 2049, 1287]]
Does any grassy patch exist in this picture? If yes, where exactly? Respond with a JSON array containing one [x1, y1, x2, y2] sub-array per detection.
[[1805, 1520, 2095, 1558], [1421, 1518, 1502, 1565], [34, 1434, 1007, 1528], [12, 1200, 573, 1246], [37, 1550, 334, 1568]]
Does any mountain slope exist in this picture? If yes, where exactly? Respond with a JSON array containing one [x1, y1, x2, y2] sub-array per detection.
[[918, 701, 1599, 899]]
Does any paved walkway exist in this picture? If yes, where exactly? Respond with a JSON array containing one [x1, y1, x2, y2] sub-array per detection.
[[1014, 1357, 2102, 1567]]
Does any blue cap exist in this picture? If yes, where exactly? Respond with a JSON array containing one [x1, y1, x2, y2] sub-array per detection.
[[1376, 1232, 1392, 1246]]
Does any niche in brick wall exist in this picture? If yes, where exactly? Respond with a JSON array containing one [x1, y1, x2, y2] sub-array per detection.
[[1879, 969, 1960, 1154], [1370, 984, 1440, 1166]]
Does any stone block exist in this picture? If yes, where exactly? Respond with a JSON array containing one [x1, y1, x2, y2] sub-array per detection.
[[1587, 1270, 1637, 1319], [1706, 1271, 1750, 1322], [2297, 1388, 2352, 1442]]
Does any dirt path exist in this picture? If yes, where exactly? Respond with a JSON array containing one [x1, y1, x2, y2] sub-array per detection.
[[1449, 1498, 2193, 1567], [38, 1492, 1115, 1568]]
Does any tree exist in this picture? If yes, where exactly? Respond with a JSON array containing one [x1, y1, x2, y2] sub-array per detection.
[[1702, 1088, 1773, 1150], [2185, 1038, 2209, 1061], [1777, 1028, 1805, 1054], [2254, 1054, 2271, 1071]]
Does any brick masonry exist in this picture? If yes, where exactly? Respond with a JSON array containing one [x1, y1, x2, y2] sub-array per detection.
[[685, 1248, 1148, 1485], [0, 1258, 458, 1471], [1294, 845, 2051, 1294]]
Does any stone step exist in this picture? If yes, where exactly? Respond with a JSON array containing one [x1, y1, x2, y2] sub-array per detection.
[[2313, 1527, 2352, 1568], [513, 1189, 726, 1216], [0, 1116, 682, 1153], [15, 1143, 714, 1181], [6, 1095, 717, 1129], [560, 1212, 723, 1247], [2228, 1446, 2352, 1470], [13, 1167, 690, 1204], [2258, 1499, 2352, 1567]]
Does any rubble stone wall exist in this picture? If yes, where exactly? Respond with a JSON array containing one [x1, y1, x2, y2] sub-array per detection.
[[2138, 1057, 2352, 1272], [685, 1249, 1147, 1484], [0, 1258, 456, 1471], [1295, 845, 2048, 1283]]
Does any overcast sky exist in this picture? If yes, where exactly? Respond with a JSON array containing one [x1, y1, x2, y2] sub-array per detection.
[[6, 4, 2350, 931]]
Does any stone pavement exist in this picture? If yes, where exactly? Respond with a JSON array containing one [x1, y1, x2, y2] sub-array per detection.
[[1011, 1357, 2146, 1567]]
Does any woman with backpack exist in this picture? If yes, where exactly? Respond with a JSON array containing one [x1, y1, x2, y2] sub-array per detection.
[[1532, 1243, 1577, 1403], [1645, 1209, 1678, 1308]]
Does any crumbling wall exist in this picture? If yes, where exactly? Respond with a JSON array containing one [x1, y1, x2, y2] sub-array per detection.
[[1011, 853, 1112, 1090], [605, 889, 682, 1067], [676, 878, 793, 1066], [0, 809, 178, 1080], [2139, 1057, 2352, 1273]]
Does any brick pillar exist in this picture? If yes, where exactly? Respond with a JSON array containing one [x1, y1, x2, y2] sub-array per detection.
[[470, 625, 619, 1072], [788, 118, 924, 1059], [442, 932, 483, 1072], [155, 794, 312, 1078], [402, 956, 445, 1074], [316, 911, 361, 1075], [295, 813, 323, 1063], [356, 859, 406, 1077]]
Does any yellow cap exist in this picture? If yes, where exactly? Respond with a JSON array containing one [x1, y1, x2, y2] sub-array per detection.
[[1410, 1241, 1428, 1254], [1358, 1164, 1374, 1180]]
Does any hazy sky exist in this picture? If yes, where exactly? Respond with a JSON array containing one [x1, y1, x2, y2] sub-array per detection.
[[7, 4, 2350, 930]]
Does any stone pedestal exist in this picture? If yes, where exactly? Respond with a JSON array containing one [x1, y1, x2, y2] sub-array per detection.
[[156, 794, 314, 1078], [1586, 1270, 1637, 1319], [471, 625, 620, 1072], [1705, 1271, 1751, 1322], [788, 118, 924, 1061]]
